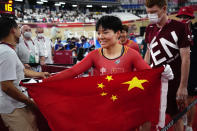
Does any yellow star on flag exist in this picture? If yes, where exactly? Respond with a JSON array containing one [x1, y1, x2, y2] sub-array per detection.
[[105, 75, 113, 82], [101, 92, 108, 96], [98, 83, 105, 89], [122, 76, 148, 91], [111, 95, 118, 101]]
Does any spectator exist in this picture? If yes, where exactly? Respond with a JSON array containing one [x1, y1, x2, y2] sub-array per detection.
[[34, 27, 54, 64], [80, 35, 93, 56], [51, 26, 61, 45], [16, 25, 45, 72], [120, 25, 140, 52], [0, 17, 49, 131], [80, 35, 91, 49], [65, 37, 78, 64], [54, 37, 64, 51]]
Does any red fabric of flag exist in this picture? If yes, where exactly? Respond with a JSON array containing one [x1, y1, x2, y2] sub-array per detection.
[[22, 67, 167, 131]]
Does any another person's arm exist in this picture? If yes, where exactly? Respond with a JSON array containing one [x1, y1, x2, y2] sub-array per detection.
[[54, 44, 58, 51], [56, 45, 64, 51], [144, 29, 150, 64], [0, 52, 36, 108], [24, 69, 50, 78], [1, 81, 36, 108], [176, 47, 190, 109], [144, 48, 150, 64], [176, 22, 191, 110]]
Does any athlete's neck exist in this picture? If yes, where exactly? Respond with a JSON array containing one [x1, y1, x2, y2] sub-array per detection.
[[157, 15, 168, 28], [103, 43, 122, 59]]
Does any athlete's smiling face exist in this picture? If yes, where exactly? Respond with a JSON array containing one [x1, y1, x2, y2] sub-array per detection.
[[97, 26, 120, 49]]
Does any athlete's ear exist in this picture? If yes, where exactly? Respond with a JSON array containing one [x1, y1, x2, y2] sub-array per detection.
[[10, 27, 16, 35], [116, 30, 121, 39]]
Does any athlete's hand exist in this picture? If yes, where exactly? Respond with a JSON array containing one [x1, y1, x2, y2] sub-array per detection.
[[176, 86, 188, 111]]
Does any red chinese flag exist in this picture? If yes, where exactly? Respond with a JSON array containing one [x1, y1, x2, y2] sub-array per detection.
[[22, 67, 168, 131]]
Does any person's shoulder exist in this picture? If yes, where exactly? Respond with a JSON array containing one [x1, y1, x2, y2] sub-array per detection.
[[124, 46, 139, 55], [129, 39, 138, 45], [0, 44, 14, 52], [145, 23, 157, 33], [44, 36, 52, 41], [146, 23, 157, 29], [169, 19, 186, 27], [33, 38, 40, 45], [32, 37, 37, 42], [0, 45, 16, 58], [126, 46, 136, 51]]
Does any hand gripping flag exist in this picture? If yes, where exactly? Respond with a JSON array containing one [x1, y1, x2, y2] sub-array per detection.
[[22, 67, 168, 131]]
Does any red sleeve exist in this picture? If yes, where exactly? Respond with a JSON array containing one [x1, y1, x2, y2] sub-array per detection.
[[131, 49, 151, 70], [44, 50, 96, 82], [128, 40, 140, 53]]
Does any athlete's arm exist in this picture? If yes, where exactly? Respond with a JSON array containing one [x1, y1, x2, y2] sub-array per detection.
[[44, 51, 95, 82], [144, 48, 150, 64], [177, 47, 190, 103], [132, 51, 151, 70]]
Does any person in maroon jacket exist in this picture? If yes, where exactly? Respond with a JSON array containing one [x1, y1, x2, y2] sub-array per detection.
[[144, 0, 191, 130], [176, 6, 196, 131]]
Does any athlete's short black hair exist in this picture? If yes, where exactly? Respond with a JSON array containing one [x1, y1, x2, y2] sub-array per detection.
[[96, 15, 122, 33], [0, 17, 18, 40]]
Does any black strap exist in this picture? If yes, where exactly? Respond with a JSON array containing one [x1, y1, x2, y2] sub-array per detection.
[[161, 98, 197, 131]]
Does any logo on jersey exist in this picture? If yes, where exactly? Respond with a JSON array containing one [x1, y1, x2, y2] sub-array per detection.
[[150, 31, 179, 66], [115, 59, 120, 64], [111, 68, 124, 74], [100, 67, 106, 75]]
